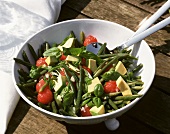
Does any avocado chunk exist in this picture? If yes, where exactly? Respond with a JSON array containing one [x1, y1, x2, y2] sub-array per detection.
[[45, 56, 58, 66], [87, 59, 97, 73], [53, 73, 66, 93], [58, 38, 75, 51], [88, 77, 101, 93], [68, 63, 80, 73], [66, 55, 79, 62], [115, 61, 127, 75], [90, 105, 105, 116], [116, 76, 132, 96]]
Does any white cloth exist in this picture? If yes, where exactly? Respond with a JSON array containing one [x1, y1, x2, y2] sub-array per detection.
[[0, 0, 66, 133]]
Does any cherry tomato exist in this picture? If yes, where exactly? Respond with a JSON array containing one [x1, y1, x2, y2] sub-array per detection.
[[37, 88, 53, 104], [81, 58, 86, 66], [59, 68, 66, 76], [105, 65, 113, 72], [36, 79, 46, 92], [36, 79, 51, 92], [83, 35, 98, 46], [60, 53, 67, 60], [82, 66, 92, 74], [36, 57, 47, 67], [104, 80, 119, 93], [81, 105, 92, 117]]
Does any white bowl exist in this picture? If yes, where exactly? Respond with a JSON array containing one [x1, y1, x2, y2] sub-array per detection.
[[12, 19, 155, 125]]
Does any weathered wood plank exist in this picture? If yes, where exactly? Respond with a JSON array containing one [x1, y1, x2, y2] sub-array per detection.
[[127, 86, 170, 134], [123, 0, 169, 18], [13, 107, 67, 134], [64, 115, 160, 134], [64, 0, 170, 54]]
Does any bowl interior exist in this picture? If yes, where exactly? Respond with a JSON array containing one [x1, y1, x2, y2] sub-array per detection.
[[12, 19, 155, 124]]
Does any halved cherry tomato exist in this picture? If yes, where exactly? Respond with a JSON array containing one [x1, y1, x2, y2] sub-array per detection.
[[36, 79, 46, 92], [59, 68, 66, 76], [81, 105, 92, 117], [37, 88, 53, 104], [36, 57, 47, 67], [104, 80, 119, 93], [60, 53, 67, 60], [83, 35, 98, 46], [36, 79, 53, 104], [82, 66, 92, 74]]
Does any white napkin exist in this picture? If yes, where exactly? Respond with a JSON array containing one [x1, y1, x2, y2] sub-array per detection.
[[0, 0, 66, 133]]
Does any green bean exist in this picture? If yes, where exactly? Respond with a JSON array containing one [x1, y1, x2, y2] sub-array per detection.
[[80, 31, 85, 45], [38, 102, 51, 111], [82, 92, 91, 100], [117, 103, 125, 108], [51, 101, 58, 113], [19, 76, 26, 83], [38, 48, 42, 58], [23, 81, 37, 87], [97, 43, 107, 55], [98, 53, 117, 58], [108, 99, 118, 110], [75, 66, 84, 113], [59, 109, 75, 116], [93, 56, 119, 78], [132, 63, 143, 73], [70, 31, 75, 38], [17, 84, 36, 97], [14, 58, 32, 68], [26, 79, 36, 83], [108, 92, 121, 97], [63, 68, 77, 103], [28, 43, 38, 61], [40, 69, 48, 75], [81, 98, 91, 107], [131, 86, 143, 90], [41, 43, 46, 54], [27, 97, 38, 104], [22, 50, 30, 63], [114, 94, 143, 101], [93, 58, 109, 74], [18, 68, 29, 77], [131, 89, 138, 95], [112, 100, 123, 105]]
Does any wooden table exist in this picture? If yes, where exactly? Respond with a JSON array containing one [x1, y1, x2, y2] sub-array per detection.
[[6, 0, 170, 134]]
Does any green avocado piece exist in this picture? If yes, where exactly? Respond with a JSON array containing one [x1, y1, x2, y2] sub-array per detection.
[[66, 55, 79, 62], [87, 77, 101, 93], [53, 73, 66, 93], [45, 56, 58, 66], [87, 59, 97, 73], [58, 38, 75, 51], [90, 105, 105, 116]]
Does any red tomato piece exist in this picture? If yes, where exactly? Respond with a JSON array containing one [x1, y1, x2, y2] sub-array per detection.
[[37, 88, 53, 104], [81, 105, 92, 117], [82, 66, 92, 74], [83, 35, 98, 46], [81, 58, 86, 66], [104, 80, 119, 93], [60, 53, 67, 60], [36, 79, 45, 92], [36, 57, 47, 67], [59, 68, 66, 76], [36, 79, 50, 92]]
